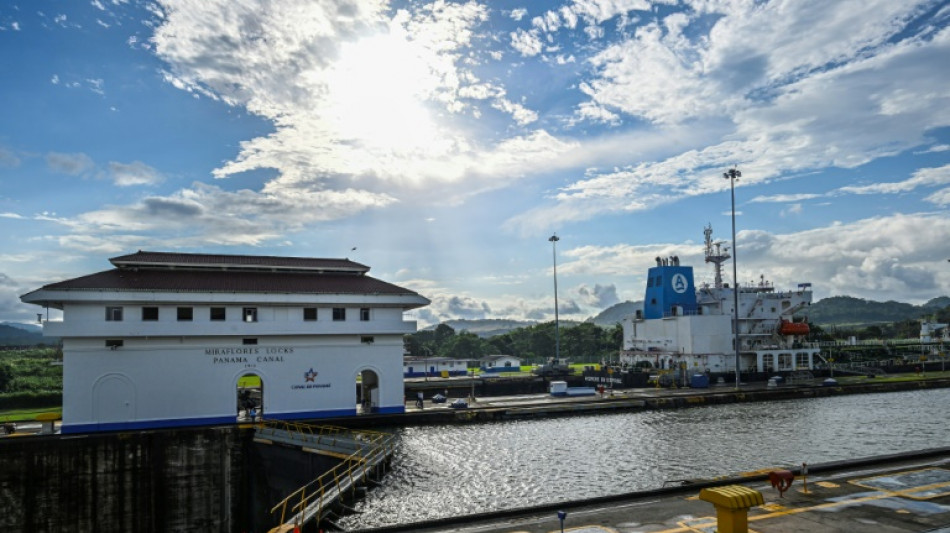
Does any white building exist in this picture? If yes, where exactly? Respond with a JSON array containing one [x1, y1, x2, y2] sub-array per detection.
[[402, 356, 471, 378], [479, 355, 522, 373], [20, 251, 429, 434]]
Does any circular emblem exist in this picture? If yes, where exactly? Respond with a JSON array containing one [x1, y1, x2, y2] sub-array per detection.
[[671, 273, 688, 294]]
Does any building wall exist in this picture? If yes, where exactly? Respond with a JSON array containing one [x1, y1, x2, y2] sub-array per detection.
[[61, 332, 407, 433], [48, 302, 415, 338]]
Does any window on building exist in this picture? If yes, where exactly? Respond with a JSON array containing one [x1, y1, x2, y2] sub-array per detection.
[[141, 307, 158, 321], [243, 307, 258, 323], [177, 307, 193, 321], [361, 336, 374, 344], [105, 306, 123, 321], [105, 339, 124, 349], [303, 307, 317, 321], [210, 307, 226, 321], [243, 338, 258, 345], [360, 308, 370, 321], [796, 352, 810, 369], [333, 307, 346, 321]]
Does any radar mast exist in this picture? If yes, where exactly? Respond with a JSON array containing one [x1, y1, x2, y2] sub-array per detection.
[[703, 224, 730, 289]]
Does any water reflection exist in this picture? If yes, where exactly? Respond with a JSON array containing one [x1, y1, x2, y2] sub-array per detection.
[[341, 389, 950, 529]]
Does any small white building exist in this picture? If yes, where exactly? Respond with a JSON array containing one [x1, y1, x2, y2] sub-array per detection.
[[402, 357, 471, 378], [479, 354, 522, 373], [20, 251, 429, 434]]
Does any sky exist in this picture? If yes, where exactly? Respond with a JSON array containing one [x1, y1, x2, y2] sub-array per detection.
[[2, 0, 950, 328]]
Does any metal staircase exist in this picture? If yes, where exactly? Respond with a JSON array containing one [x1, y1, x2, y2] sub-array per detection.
[[258, 421, 396, 533]]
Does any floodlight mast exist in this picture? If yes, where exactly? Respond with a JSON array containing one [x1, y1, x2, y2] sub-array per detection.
[[549, 234, 560, 363], [723, 167, 742, 389]]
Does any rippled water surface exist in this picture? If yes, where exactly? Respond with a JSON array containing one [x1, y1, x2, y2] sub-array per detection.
[[341, 388, 950, 529]]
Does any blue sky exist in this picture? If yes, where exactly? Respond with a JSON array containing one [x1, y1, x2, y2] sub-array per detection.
[[2, 0, 950, 327]]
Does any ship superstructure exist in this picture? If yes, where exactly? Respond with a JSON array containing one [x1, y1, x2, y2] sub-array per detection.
[[619, 225, 822, 376]]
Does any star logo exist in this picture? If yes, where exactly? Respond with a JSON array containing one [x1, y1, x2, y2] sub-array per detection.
[[304, 368, 318, 382]]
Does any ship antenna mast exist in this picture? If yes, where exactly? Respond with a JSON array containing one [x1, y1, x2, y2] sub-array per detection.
[[704, 224, 730, 289]]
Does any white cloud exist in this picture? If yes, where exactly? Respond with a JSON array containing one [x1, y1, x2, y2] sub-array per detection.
[[750, 193, 822, 203], [108, 161, 164, 187], [838, 164, 950, 195], [46, 182, 398, 250], [549, 213, 950, 305], [510, 27, 543, 56], [508, 17, 950, 233], [575, 283, 620, 307]]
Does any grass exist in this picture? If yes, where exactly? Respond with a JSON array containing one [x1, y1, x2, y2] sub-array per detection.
[[0, 406, 62, 423], [832, 370, 950, 384]]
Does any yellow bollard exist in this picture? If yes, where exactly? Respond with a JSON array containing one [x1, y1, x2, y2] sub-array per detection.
[[699, 485, 764, 533]]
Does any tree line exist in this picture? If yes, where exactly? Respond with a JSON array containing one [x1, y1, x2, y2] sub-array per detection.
[[404, 321, 624, 364]]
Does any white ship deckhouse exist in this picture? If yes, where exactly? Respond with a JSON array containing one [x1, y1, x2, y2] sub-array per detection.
[[20, 251, 430, 434]]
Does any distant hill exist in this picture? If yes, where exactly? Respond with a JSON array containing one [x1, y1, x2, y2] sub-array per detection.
[[589, 301, 641, 326], [421, 294, 950, 338], [806, 296, 949, 326], [0, 323, 51, 346], [1, 322, 43, 333], [432, 319, 538, 338]]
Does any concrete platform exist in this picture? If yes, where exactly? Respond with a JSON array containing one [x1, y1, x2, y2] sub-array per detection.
[[357, 448, 950, 533]]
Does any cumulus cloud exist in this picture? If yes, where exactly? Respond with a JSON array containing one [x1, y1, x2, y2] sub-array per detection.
[[575, 283, 620, 308], [151, 0, 552, 195], [552, 213, 950, 305], [108, 161, 164, 186], [507, 13, 950, 234], [46, 182, 397, 251]]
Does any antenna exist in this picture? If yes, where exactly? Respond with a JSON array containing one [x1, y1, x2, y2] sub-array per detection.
[[703, 224, 730, 289]]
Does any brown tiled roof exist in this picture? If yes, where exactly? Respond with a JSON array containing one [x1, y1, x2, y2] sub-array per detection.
[[40, 268, 425, 298], [109, 250, 368, 273]]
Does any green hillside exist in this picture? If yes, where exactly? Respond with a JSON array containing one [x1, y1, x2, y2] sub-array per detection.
[[805, 296, 949, 326]]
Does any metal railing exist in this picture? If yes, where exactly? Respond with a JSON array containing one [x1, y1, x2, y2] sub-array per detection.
[[265, 421, 396, 532]]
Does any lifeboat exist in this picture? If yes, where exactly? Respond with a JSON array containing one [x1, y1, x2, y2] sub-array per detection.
[[779, 321, 810, 335]]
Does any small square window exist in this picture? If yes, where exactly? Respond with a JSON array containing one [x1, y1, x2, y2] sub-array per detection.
[[177, 307, 193, 321], [106, 306, 123, 321], [242, 338, 258, 345], [243, 307, 258, 322], [361, 336, 374, 344], [332, 308, 346, 321], [141, 307, 158, 321], [360, 308, 370, 321], [210, 307, 226, 321], [105, 339, 124, 349], [303, 307, 317, 321]]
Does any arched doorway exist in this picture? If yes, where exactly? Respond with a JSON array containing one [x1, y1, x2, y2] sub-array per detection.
[[93, 374, 135, 425], [357, 369, 380, 414], [237, 373, 263, 421]]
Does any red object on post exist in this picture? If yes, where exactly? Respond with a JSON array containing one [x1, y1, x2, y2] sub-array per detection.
[[768, 470, 795, 497]]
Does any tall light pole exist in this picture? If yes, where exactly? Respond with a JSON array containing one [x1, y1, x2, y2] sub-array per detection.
[[549, 234, 561, 364], [723, 167, 742, 389]]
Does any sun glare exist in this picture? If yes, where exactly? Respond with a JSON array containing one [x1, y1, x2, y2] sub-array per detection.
[[326, 32, 441, 153]]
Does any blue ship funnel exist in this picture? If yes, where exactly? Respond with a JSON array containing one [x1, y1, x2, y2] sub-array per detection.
[[643, 264, 696, 319]]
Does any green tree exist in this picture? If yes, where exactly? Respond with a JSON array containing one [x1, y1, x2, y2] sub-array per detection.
[[0, 362, 12, 392], [443, 331, 487, 360]]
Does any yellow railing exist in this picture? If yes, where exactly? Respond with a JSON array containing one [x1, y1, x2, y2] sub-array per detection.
[[265, 422, 395, 532]]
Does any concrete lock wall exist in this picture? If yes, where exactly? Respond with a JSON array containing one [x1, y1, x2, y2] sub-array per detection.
[[0, 427, 256, 532]]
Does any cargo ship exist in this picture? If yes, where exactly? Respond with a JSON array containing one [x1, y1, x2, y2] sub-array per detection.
[[619, 225, 823, 379]]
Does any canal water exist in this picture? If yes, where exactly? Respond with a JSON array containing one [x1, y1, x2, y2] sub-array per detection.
[[340, 388, 950, 529]]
